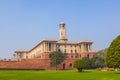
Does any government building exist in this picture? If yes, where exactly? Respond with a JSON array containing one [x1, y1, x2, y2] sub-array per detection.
[[14, 22, 93, 61]]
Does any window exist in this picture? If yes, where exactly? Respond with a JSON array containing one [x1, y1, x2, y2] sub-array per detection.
[[26, 56, 28, 59], [80, 54, 81, 58], [75, 45, 76, 47], [75, 50, 77, 53], [64, 49, 66, 53], [69, 63, 72, 69], [63, 63, 66, 70], [58, 49, 61, 52], [71, 50, 73, 53], [79, 45, 81, 49], [87, 54, 89, 58], [71, 55, 73, 58], [39, 56, 41, 58], [57, 45, 60, 48], [75, 56, 78, 58], [65, 55, 68, 58], [65, 45, 66, 48]]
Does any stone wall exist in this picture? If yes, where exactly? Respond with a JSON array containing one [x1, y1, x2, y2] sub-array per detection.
[[0, 52, 93, 70], [0, 59, 76, 70], [0, 59, 49, 69]]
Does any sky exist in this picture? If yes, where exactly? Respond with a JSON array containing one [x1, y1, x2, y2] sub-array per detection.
[[0, 0, 120, 59]]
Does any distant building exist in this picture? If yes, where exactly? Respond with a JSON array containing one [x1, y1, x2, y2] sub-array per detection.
[[13, 22, 94, 69]]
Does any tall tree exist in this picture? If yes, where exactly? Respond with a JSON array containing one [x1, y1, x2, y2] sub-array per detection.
[[95, 49, 107, 59], [49, 51, 65, 70], [91, 49, 107, 68], [106, 35, 120, 69]]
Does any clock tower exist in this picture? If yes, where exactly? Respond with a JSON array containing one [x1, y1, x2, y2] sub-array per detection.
[[59, 21, 68, 42]]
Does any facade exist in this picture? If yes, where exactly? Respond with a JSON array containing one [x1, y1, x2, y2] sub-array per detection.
[[13, 22, 94, 69]]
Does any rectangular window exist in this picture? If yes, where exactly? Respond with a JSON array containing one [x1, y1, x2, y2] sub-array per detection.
[[75, 50, 77, 53], [75, 45, 76, 48], [64, 49, 66, 53]]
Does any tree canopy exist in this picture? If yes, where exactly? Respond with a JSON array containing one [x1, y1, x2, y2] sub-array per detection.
[[73, 59, 87, 72], [106, 35, 120, 68], [49, 51, 65, 67], [91, 49, 107, 68]]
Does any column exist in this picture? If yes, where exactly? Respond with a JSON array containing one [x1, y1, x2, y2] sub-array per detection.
[[44, 42, 46, 52], [51, 43, 53, 52], [46, 42, 48, 52], [81, 44, 84, 52], [90, 44, 92, 52], [88, 44, 90, 52], [47, 42, 49, 52], [84, 43, 86, 52], [45, 42, 47, 52], [51, 43, 52, 52]]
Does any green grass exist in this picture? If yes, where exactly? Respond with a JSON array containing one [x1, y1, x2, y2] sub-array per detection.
[[0, 70, 120, 80]]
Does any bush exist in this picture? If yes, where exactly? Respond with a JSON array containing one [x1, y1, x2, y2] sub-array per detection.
[[73, 59, 87, 72]]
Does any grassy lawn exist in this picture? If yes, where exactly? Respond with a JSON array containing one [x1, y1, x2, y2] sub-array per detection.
[[0, 70, 120, 80]]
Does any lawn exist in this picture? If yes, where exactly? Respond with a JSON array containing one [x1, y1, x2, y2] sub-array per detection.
[[0, 70, 120, 80]]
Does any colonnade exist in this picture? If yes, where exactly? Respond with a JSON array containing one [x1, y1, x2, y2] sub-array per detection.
[[43, 42, 57, 52], [80, 43, 92, 52]]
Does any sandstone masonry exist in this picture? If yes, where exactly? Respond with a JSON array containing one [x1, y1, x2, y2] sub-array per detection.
[[0, 22, 94, 70]]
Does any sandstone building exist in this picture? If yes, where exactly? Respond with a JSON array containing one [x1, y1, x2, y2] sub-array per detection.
[[14, 22, 93, 61], [0, 22, 94, 70]]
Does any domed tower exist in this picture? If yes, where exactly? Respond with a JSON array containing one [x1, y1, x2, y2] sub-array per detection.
[[59, 21, 68, 42]]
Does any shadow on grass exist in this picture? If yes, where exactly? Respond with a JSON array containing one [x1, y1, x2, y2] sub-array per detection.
[[76, 70, 93, 73], [114, 72, 120, 74]]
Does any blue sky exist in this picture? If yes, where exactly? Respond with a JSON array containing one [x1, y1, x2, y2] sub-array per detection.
[[0, 0, 120, 59]]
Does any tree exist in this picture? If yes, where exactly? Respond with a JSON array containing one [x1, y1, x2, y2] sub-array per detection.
[[90, 49, 107, 68], [95, 49, 107, 60], [82, 57, 91, 68], [49, 51, 65, 70], [106, 35, 120, 69], [93, 57, 105, 68], [73, 59, 87, 72]]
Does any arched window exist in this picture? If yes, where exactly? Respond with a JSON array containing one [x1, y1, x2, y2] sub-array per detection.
[[80, 54, 81, 58], [69, 63, 72, 69], [71, 55, 73, 58], [63, 63, 66, 70], [75, 56, 78, 58], [87, 54, 89, 58]]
